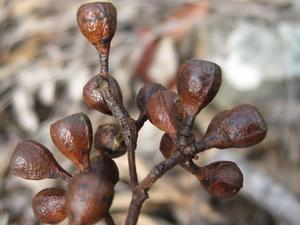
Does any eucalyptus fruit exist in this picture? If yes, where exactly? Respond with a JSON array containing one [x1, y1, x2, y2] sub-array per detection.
[[9, 2, 268, 225], [32, 188, 67, 224], [50, 113, 93, 172], [94, 123, 126, 158], [202, 104, 267, 149], [66, 173, 114, 225], [10, 140, 71, 181], [146, 90, 183, 136], [196, 161, 243, 198]]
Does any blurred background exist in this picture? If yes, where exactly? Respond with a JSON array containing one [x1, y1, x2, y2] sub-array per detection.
[[1, 0, 300, 224]]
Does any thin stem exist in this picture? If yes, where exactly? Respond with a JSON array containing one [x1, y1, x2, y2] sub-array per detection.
[[55, 166, 72, 182], [97, 44, 110, 77], [125, 150, 184, 225], [125, 189, 148, 225], [104, 213, 117, 225], [128, 142, 138, 186], [135, 114, 146, 131]]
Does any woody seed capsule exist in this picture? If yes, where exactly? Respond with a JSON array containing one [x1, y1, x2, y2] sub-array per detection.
[[50, 113, 93, 172], [10, 140, 71, 181], [197, 161, 243, 198], [32, 188, 67, 224], [94, 123, 126, 158], [177, 60, 221, 118], [202, 104, 267, 149], [77, 2, 117, 50], [67, 173, 114, 225]]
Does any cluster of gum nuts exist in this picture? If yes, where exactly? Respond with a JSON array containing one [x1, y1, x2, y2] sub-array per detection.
[[9, 2, 267, 225], [10, 115, 124, 225]]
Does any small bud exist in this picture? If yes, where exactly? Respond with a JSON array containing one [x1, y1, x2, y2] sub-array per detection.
[[83, 75, 123, 115], [94, 124, 126, 158], [197, 161, 243, 198], [203, 104, 267, 149], [136, 83, 167, 121], [10, 140, 71, 181], [91, 155, 119, 185], [67, 173, 114, 225], [50, 113, 93, 172], [146, 90, 183, 135], [177, 60, 221, 118], [32, 188, 67, 224], [77, 2, 117, 50]]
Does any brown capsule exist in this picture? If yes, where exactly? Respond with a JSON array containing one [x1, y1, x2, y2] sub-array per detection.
[[50, 113, 93, 172], [10, 140, 71, 181], [146, 90, 183, 135], [66, 173, 114, 225], [136, 83, 167, 119], [176, 60, 221, 118], [32, 188, 67, 224], [197, 161, 243, 198], [83, 75, 111, 115], [94, 123, 126, 158], [77, 2, 117, 50], [91, 155, 119, 185], [203, 104, 267, 149], [83, 75, 123, 115]]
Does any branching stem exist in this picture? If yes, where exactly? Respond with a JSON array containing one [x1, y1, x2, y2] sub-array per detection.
[[125, 138, 207, 225], [95, 31, 208, 225]]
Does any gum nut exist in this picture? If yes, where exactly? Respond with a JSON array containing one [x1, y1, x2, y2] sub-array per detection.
[[10, 140, 71, 181], [203, 104, 267, 149], [197, 161, 243, 198], [91, 155, 119, 185], [67, 173, 114, 225], [177, 59, 221, 117], [50, 113, 93, 171], [94, 123, 126, 158], [32, 188, 67, 224], [77, 2, 117, 47], [146, 90, 183, 135]]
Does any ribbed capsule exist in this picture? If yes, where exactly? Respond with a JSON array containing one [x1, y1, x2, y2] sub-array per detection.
[[176, 60, 221, 118], [83, 75, 111, 115], [146, 90, 183, 135], [136, 83, 167, 121], [91, 155, 119, 185], [66, 173, 114, 225], [83, 75, 123, 115], [10, 140, 71, 181], [203, 104, 267, 149], [50, 113, 93, 172], [32, 188, 67, 224], [94, 123, 126, 158], [77, 2, 117, 49], [196, 161, 243, 198]]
